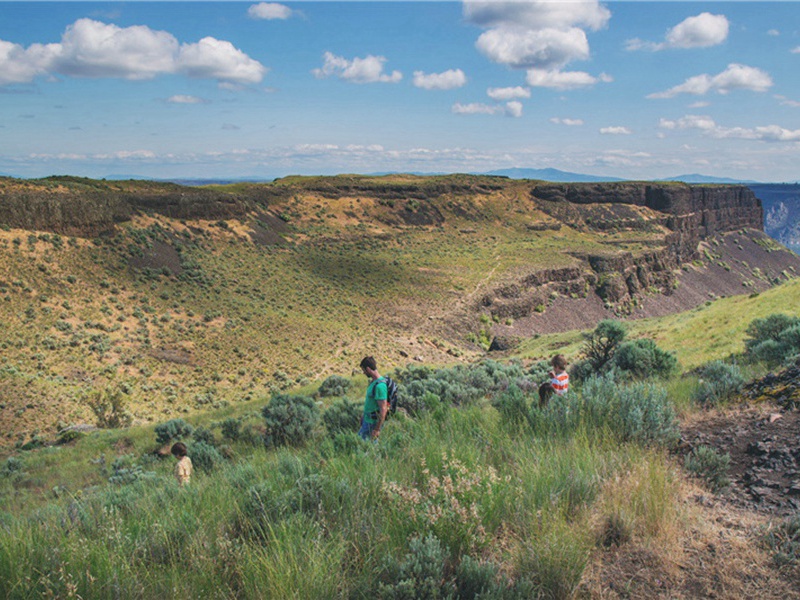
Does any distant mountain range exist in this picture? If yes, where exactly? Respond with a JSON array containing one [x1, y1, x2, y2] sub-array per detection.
[[10, 170, 798, 186]]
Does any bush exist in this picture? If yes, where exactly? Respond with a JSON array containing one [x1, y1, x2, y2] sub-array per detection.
[[154, 418, 194, 445], [491, 384, 529, 430], [745, 314, 800, 365], [108, 455, 156, 485], [1, 456, 24, 478], [378, 534, 454, 599], [764, 514, 800, 566], [685, 445, 731, 493], [87, 387, 134, 429], [262, 393, 320, 448], [318, 374, 352, 397], [322, 398, 362, 436], [220, 418, 241, 442], [694, 361, 744, 407], [56, 429, 85, 445], [189, 441, 224, 473], [193, 427, 216, 446], [530, 375, 679, 449], [582, 319, 627, 372], [612, 339, 679, 380]]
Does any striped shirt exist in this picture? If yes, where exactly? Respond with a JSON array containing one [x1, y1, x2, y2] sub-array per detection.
[[551, 371, 569, 395]]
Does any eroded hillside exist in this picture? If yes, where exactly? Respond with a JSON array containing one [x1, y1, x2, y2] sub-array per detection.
[[0, 174, 797, 446]]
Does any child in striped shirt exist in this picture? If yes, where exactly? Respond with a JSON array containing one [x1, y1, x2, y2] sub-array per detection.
[[538, 354, 569, 408]]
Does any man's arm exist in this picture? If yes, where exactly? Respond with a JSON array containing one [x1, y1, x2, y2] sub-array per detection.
[[372, 400, 388, 439]]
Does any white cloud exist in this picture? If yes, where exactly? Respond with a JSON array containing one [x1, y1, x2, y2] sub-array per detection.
[[768, 29, 780, 37], [178, 37, 267, 84], [505, 100, 523, 118], [413, 69, 466, 90], [600, 126, 632, 135], [452, 101, 522, 117], [659, 114, 800, 142], [487, 86, 530, 100], [247, 3, 292, 20], [167, 95, 206, 104], [626, 13, 728, 51], [689, 101, 710, 108], [526, 69, 608, 90], [0, 19, 267, 86], [648, 63, 772, 98], [475, 27, 590, 70], [550, 117, 584, 126], [792, 46, 800, 54], [312, 52, 402, 83], [464, 1, 610, 31], [464, 0, 609, 78], [665, 13, 729, 48], [775, 94, 800, 108]]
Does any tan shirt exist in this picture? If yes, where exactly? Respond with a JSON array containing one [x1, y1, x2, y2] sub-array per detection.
[[175, 456, 192, 485]]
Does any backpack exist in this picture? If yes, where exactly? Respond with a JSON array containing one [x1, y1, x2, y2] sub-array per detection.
[[383, 376, 400, 415]]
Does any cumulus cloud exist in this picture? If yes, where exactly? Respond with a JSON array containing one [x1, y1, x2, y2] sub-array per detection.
[[312, 52, 402, 83], [452, 101, 522, 117], [627, 13, 728, 51], [659, 114, 800, 141], [648, 63, 772, 99], [600, 126, 632, 135], [167, 95, 206, 104], [526, 69, 611, 90], [247, 3, 293, 20], [464, 0, 610, 81], [487, 86, 530, 100], [550, 117, 584, 126], [413, 69, 466, 90], [0, 18, 267, 86]]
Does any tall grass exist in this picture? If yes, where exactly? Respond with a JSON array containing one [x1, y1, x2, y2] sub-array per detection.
[[0, 382, 686, 599]]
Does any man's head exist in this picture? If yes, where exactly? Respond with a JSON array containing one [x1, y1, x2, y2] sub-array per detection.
[[171, 442, 188, 458], [360, 356, 378, 378], [551, 354, 567, 371]]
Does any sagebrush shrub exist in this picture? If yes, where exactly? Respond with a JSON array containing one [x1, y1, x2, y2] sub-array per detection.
[[693, 361, 744, 407], [87, 388, 133, 429], [745, 314, 800, 365], [612, 338, 679, 380], [378, 534, 454, 599], [154, 418, 194, 445], [491, 384, 529, 430], [220, 418, 241, 441], [189, 441, 224, 473], [318, 374, 352, 397], [685, 445, 731, 493], [322, 398, 362, 436], [764, 514, 800, 566], [262, 394, 320, 448]]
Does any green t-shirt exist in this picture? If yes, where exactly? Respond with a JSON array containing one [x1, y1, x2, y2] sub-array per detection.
[[363, 378, 388, 423]]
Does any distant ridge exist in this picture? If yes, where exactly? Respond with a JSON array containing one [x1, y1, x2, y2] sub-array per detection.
[[659, 173, 761, 184], [483, 167, 624, 183]]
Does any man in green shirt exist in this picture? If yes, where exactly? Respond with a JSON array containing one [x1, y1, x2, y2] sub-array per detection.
[[359, 356, 388, 441]]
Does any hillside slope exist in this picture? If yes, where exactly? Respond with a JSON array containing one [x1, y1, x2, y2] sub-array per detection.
[[0, 174, 797, 447]]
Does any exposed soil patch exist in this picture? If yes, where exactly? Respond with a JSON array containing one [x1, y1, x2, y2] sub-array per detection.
[[128, 239, 182, 276], [681, 405, 800, 517]]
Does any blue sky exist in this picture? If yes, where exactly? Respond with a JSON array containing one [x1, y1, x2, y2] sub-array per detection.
[[1, 1, 799, 181]]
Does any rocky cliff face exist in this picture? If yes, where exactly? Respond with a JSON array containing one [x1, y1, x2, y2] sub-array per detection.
[[482, 182, 768, 322]]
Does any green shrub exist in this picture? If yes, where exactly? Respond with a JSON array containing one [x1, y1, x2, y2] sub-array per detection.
[[685, 445, 731, 493], [220, 417, 241, 441], [693, 361, 744, 407], [318, 374, 352, 397], [491, 384, 529, 430], [581, 319, 627, 373], [764, 514, 800, 566], [189, 441, 224, 473], [530, 375, 679, 449], [262, 393, 320, 448], [378, 534, 454, 599], [154, 418, 195, 445], [612, 339, 679, 380], [108, 454, 156, 485], [322, 398, 362, 436], [744, 314, 800, 365], [1, 456, 24, 478], [56, 429, 85, 445], [193, 427, 216, 446], [87, 387, 133, 429]]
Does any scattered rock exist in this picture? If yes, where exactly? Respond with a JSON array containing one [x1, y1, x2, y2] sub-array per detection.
[[769, 413, 783, 424]]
